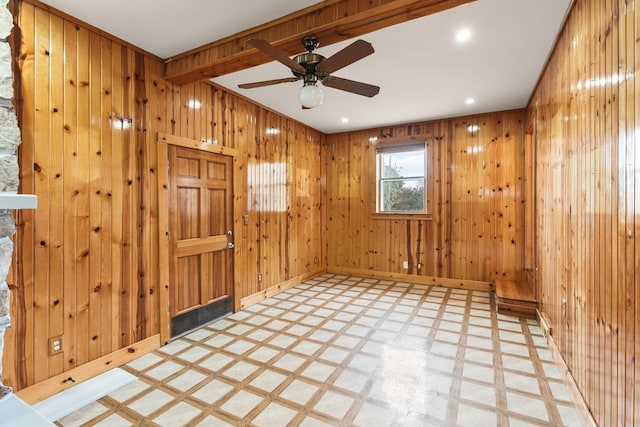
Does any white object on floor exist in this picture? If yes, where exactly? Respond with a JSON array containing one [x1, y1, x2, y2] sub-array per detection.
[[32, 368, 136, 421], [0, 394, 54, 426]]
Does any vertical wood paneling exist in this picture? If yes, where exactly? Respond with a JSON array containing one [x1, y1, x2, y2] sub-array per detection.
[[6, 0, 325, 392], [325, 110, 525, 283], [61, 19, 77, 374], [32, 5, 50, 384], [528, 0, 639, 425]]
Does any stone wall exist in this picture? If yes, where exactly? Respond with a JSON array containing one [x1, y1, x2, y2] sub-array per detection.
[[0, 0, 20, 401]]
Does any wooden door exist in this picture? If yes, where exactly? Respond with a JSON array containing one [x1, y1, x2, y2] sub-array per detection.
[[168, 146, 234, 337]]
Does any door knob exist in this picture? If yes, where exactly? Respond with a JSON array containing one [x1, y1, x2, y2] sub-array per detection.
[[227, 242, 235, 249]]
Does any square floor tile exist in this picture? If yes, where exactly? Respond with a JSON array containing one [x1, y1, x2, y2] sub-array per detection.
[[167, 370, 207, 392], [460, 380, 496, 406], [199, 353, 234, 372], [457, 403, 497, 427], [225, 339, 256, 355], [191, 379, 233, 404], [502, 355, 536, 374], [265, 319, 290, 331], [268, 334, 297, 348], [332, 369, 369, 394], [301, 361, 337, 382], [500, 342, 531, 357], [370, 330, 397, 342], [319, 346, 350, 364], [177, 345, 212, 363], [333, 335, 362, 349], [464, 348, 494, 366], [349, 353, 379, 373], [108, 379, 150, 402], [226, 324, 254, 335], [205, 334, 234, 348], [279, 379, 320, 405], [287, 324, 312, 336], [300, 315, 324, 326], [462, 363, 494, 383], [249, 369, 288, 392], [184, 328, 214, 342], [145, 361, 183, 381], [93, 413, 130, 427], [220, 390, 264, 418], [153, 401, 201, 427], [126, 353, 164, 371], [274, 353, 307, 372], [506, 392, 549, 422], [247, 329, 275, 342], [251, 402, 298, 427], [128, 389, 174, 416], [244, 314, 271, 326], [222, 361, 260, 382], [155, 340, 191, 356], [353, 402, 395, 427], [504, 372, 540, 394], [292, 340, 323, 356], [248, 346, 281, 363], [313, 390, 355, 419]]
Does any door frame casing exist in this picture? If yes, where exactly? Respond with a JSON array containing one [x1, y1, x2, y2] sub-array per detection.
[[157, 132, 239, 345]]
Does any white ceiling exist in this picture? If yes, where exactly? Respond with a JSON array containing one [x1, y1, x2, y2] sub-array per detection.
[[38, 0, 571, 134]]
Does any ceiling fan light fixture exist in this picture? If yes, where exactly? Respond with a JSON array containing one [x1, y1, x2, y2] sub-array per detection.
[[298, 83, 324, 108]]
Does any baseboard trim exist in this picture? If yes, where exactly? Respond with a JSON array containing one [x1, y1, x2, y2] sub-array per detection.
[[536, 310, 596, 427], [239, 270, 326, 309], [326, 267, 494, 292], [16, 334, 160, 405]]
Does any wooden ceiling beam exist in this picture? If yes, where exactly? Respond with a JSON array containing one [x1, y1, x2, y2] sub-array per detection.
[[163, 0, 474, 85]]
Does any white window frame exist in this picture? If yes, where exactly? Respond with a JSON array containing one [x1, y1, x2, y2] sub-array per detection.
[[375, 140, 428, 215]]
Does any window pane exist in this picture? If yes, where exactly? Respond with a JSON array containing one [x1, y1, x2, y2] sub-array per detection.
[[381, 179, 424, 211], [380, 149, 424, 179]]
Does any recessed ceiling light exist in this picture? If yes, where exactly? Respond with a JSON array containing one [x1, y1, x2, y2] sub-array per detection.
[[341, 117, 349, 124], [456, 29, 471, 42], [465, 98, 475, 105]]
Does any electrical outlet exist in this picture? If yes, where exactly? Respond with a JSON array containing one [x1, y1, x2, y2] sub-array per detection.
[[417, 263, 423, 269], [243, 215, 249, 226], [258, 273, 263, 283], [403, 261, 409, 269], [314, 257, 318, 264], [49, 336, 63, 356]]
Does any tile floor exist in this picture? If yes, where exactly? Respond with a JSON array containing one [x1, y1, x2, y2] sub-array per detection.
[[55, 274, 583, 427]]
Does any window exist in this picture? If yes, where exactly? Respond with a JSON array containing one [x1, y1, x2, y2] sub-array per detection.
[[376, 141, 427, 213]]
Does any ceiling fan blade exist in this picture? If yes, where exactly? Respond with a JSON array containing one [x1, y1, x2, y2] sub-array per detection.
[[238, 77, 300, 89], [248, 39, 306, 73], [317, 40, 374, 75], [322, 76, 380, 97]]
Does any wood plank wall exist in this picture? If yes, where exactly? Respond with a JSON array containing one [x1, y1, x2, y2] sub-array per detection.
[[527, 0, 638, 425], [4, 0, 324, 391], [325, 110, 525, 284]]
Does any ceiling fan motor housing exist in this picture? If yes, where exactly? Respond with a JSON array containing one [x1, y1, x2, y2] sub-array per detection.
[[293, 52, 326, 82]]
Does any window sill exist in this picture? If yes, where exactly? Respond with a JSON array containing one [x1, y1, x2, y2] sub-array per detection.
[[371, 213, 432, 221]]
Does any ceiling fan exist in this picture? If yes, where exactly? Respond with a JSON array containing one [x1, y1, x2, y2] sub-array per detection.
[[239, 35, 380, 109]]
